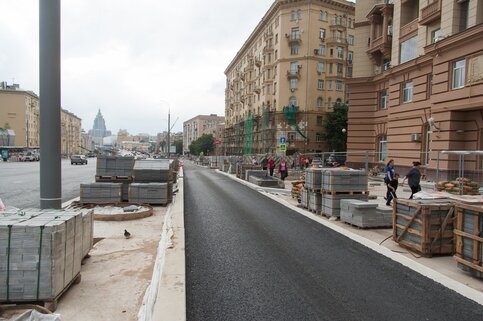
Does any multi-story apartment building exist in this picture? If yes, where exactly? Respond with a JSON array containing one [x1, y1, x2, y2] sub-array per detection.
[[0, 82, 82, 154], [348, 0, 483, 178], [224, 0, 355, 155], [183, 114, 225, 153]]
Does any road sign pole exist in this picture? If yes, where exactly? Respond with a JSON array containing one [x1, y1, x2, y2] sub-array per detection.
[[39, 0, 62, 209]]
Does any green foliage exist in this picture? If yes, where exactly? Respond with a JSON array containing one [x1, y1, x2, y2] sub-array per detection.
[[148, 142, 156, 153], [322, 102, 348, 152], [189, 134, 214, 155]]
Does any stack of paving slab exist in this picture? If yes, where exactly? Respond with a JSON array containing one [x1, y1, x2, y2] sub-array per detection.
[[96, 156, 134, 177], [0, 209, 93, 302], [304, 168, 324, 190], [80, 183, 122, 204], [320, 169, 368, 217], [96, 156, 135, 202], [132, 159, 174, 204], [129, 183, 169, 205], [308, 191, 322, 213], [340, 199, 392, 228], [246, 170, 284, 188], [301, 188, 309, 209]]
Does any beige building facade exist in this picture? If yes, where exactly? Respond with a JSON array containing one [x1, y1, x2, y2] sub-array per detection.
[[348, 0, 483, 178], [183, 114, 225, 153], [224, 0, 355, 155], [0, 84, 82, 155]]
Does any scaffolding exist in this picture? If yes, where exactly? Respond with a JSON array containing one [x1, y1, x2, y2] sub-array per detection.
[[243, 115, 253, 155], [282, 106, 307, 140]]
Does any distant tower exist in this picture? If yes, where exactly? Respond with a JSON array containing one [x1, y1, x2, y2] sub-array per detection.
[[88, 109, 111, 146]]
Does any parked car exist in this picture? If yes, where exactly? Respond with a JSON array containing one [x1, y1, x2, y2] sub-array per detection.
[[19, 151, 38, 162], [71, 154, 88, 165]]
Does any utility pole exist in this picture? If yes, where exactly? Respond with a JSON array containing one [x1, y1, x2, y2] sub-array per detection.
[[39, 0, 62, 209], [167, 108, 170, 159]]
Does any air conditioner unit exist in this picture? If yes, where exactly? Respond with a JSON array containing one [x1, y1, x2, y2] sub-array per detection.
[[411, 133, 422, 142], [291, 88, 296, 92], [314, 49, 319, 55], [285, 33, 289, 38]]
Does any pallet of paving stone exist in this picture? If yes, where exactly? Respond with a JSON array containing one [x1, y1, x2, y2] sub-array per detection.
[[95, 176, 132, 202], [237, 164, 262, 180], [96, 156, 134, 178], [0, 210, 85, 305], [393, 199, 455, 257], [301, 188, 309, 209], [320, 169, 368, 193], [133, 159, 173, 183], [308, 191, 322, 213], [304, 168, 324, 191], [79, 183, 122, 204], [453, 203, 483, 278], [128, 183, 169, 205], [340, 199, 392, 228], [320, 193, 368, 218]]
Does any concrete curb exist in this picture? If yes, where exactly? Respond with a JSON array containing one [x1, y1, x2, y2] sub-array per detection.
[[214, 168, 483, 305]]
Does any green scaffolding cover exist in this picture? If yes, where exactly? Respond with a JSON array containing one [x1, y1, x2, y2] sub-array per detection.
[[243, 115, 253, 155], [283, 106, 307, 140]]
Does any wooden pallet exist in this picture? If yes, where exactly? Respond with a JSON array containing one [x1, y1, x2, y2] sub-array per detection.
[[321, 190, 369, 195], [1, 273, 81, 313], [95, 175, 132, 181], [393, 199, 455, 257], [453, 202, 483, 278]]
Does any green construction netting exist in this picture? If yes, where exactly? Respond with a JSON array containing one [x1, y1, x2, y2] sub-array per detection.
[[283, 106, 307, 140], [243, 115, 253, 155]]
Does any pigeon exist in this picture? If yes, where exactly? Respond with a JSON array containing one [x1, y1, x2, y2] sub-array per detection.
[[124, 229, 131, 239]]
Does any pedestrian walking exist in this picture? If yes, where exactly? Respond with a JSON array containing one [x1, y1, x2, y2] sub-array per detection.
[[386, 173, 400, 206], [402, 161, 422, 199], [268, 157, 275, 176], [261, 157, 268, 171], [384, 159, 395, 202], [279, 159, 288, 181]]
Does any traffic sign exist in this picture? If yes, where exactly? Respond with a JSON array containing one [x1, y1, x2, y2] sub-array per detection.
[[279, 143, 287, 152], [280, 137, 286, 144]]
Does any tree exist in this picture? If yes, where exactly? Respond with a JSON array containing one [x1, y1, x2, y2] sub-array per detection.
[[322, 102, 348, 152], [189, 134, 214, 155]]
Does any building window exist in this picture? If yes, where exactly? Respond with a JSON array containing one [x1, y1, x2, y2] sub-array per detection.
[[431, 28, 441, 43], [297, 9, 302, 20], [452, 59, 465, 89], [402, 82, 413, 103], [336, 31, 343, 42], [379, 89, 388, 110], [347, 35, 354, 45], [319, 45, 326, 56], [427, 75, 433, 97], [329, 63, 333, 74], [317, 79, 324, 90], [320, 11, 328, 21], [328, 80, 333, 90], [327, 97, 333, 107], [289, 96, 297, 107], [336, 80, 343, 91], [317, 97, 323, 108], [290, 10, 296, 20], [400, 36, 418, 64], [347, 66, 353, 78], [318, 62, 324, 73], [378, 135, 387, 162], [290, 79, 298, 90], [316, 133, 322, 142], [337, 63, 344, 76], [348, 18, 352, 28], [329, 48, 334, 57], [319, 28, 326, 39], [422, 123, 431, 165], [291, 44, 299, 55], [316, 116, 323, 125], [347, 51, 353, 62], [337, 47, 344, 59], [459, 0, 469, 31]]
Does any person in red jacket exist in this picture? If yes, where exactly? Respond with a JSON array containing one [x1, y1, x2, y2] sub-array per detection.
[[268, 157, 275, 176], [278, 159, 288, 181]]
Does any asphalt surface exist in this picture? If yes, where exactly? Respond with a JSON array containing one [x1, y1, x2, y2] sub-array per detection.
[[184, 163, 483, 321], [0, 158, 96, 208]]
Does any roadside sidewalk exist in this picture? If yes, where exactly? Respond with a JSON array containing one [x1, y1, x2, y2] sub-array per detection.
[[216, 168, 483, 305]]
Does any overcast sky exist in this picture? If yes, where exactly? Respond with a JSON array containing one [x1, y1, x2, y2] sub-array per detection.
[[0, 0, 275, 135]]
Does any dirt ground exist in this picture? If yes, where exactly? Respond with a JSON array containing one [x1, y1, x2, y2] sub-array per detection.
[[54, 206, 167, 321]]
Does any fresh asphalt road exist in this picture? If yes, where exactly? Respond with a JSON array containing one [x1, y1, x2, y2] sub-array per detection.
[[184, 163, 483, 321], [0, 158, 96, 208]]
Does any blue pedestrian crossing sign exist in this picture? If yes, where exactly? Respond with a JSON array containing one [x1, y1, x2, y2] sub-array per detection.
[[280, 137, 286, 144]]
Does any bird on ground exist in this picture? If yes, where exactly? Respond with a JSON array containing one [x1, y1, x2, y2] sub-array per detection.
[[124, 229, 131, 239]]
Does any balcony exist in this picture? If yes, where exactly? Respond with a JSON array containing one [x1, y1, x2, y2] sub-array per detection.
[[326, 37, 347, 45], [400, 18, 418, 39], [255, 58, 262, 67], [286, 69, 301, 79], [419, 0, 441, 25], [286, 33, 302, 45], [366, 35, 391, 65], [263, 44, 274, 53]]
